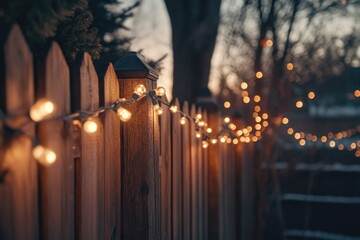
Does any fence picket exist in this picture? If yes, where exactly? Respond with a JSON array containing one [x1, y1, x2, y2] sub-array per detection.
[[72, 52, 105, 240], [37, 42, 74, 240], [160, 97, 172, 239], [0, 24, 38, 240], [103, 63, 121, 240], [181, 101, 191, 239]]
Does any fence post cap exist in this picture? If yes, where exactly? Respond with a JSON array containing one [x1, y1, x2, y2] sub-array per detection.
[[113, 51, 159, 81]]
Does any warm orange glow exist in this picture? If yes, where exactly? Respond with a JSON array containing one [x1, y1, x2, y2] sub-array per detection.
[[255, 124, 262, 130], [228, 123, 236, 130], [296, 101, 303, 108], [247, 126, 253, 132], [253, 112, 259, 118], [84, 118, 98, 133], [321, 136, 327, 142], [338, 144, 344, 150], [327, 132, 333, 138], [242, 91, 249, 97], [287, 128, 294, 135], [202, 141, 209, 149], [286, 63, 294, 71], [233, 139, 239, 145], [220, 137, 226, 143], [282, 117, 289, 125], [254, 106, 261, 112], [354, 90, 360, 97], [206, 128, 212, 133], [180, 117, 186, 125], [262, 121, 269, 127], [241, 82, 248, 90], [262, 113, 268, 119], [311, 136, 317, 142], [265, 39, 273, 47], [224, 117, 230, 123], [211, 139, 218, 144], [255, 71, 263, 79], [252, 136, 258, 142], [117, 107, 132, 122], [243, 96, 250, 103], [255, 116, 262, 123], [255, 131, 261, 137], [196, 113, 202, 119], [224, 101, 231, 108], [236, 130, 243, 136], [308, 91, 316, 100], [254, 95, 261, 102], [356, 150, 360, 157], [351, 143, 356, 149], [329, 141, 336, 148], [294, 133, 301, 139], [299, 139, 306, 146], [30, 98, 55, 122]]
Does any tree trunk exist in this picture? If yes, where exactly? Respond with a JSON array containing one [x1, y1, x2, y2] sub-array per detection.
[[165, 0, 221, 103]]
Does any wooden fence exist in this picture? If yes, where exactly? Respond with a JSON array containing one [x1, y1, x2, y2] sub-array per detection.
[[0, 25, 254, 240]]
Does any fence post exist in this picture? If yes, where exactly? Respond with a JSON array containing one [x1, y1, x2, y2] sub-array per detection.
[[114, 52, 160, 240], [197, 97, 222, 240]]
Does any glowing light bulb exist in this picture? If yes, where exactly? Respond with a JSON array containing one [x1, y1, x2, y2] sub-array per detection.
[[262, 121, 269, 127], [286, 63, 294, 71], [282, 117, 289, 125], [287, 128, 294, 135], [155, 87, 166, 96], [117, 107, 131, 122], [84, 118, 98, 133], [236, 130, 243, 136], [224, 101, 231, 108], [308, 91, 315, 100], [255, 116, 261, 123], [202, 141, 209, 149], [170, 105, 178, 113], [226, 138, 232, 144], [262, 113, 268, 119], [351, 143, 356, 150], [211, 139, 218, 144], [321, 136, 327, 142], [198, 121, 205, 127], [254, 106, 261, 112], [299, 139, 306, 146], [224, 117, 230, 123], [265, 39, 273, 47], [134, 84, 147, 96], [206, 128, 212, 133], [255, 124, 262, 130], [255, 71, 263, 79], [196, 131, 201, 138], [154, 104, 163, 116], [33, 145, 56, 166], [196, 113, 202, 120], [180, 117, 186, 125], [296, 101, 303, 108], [240, 82, 248, 90], [354, 90, 360, 97], [233, 139, 239, 144], [220, 137, 226, 143], [294, 133, 301, 139], [228, 123, 236, 130], [243, 96, 250, 103], [252, 136, 258, 142], [242, 91, 248, 97], [254, 95, 261, 103], [329, 141, 336, 148], [30, 98, 55, 122], [338, 144, 344, 150]]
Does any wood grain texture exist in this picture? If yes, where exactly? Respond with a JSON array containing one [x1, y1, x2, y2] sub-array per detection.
[[197, 107, 204, 240], [103, 63, 121, 240], [0, 24, 38, 240], [202, 110, 209, 240], [160, 97, 172, 239], [171, 99, 183, 240], [181, 101, 191, 240], [75, 52, 104, 240], [119, 78, 159, 240], [189, 104, 199, 239], [37, 42, 74, 240], [206, 108, 221, 240]]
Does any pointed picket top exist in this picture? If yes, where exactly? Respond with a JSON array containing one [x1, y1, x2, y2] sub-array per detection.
[[2, 24, 33, 116], [113, 51, 158, 81], [79, 52, 99, 111]]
